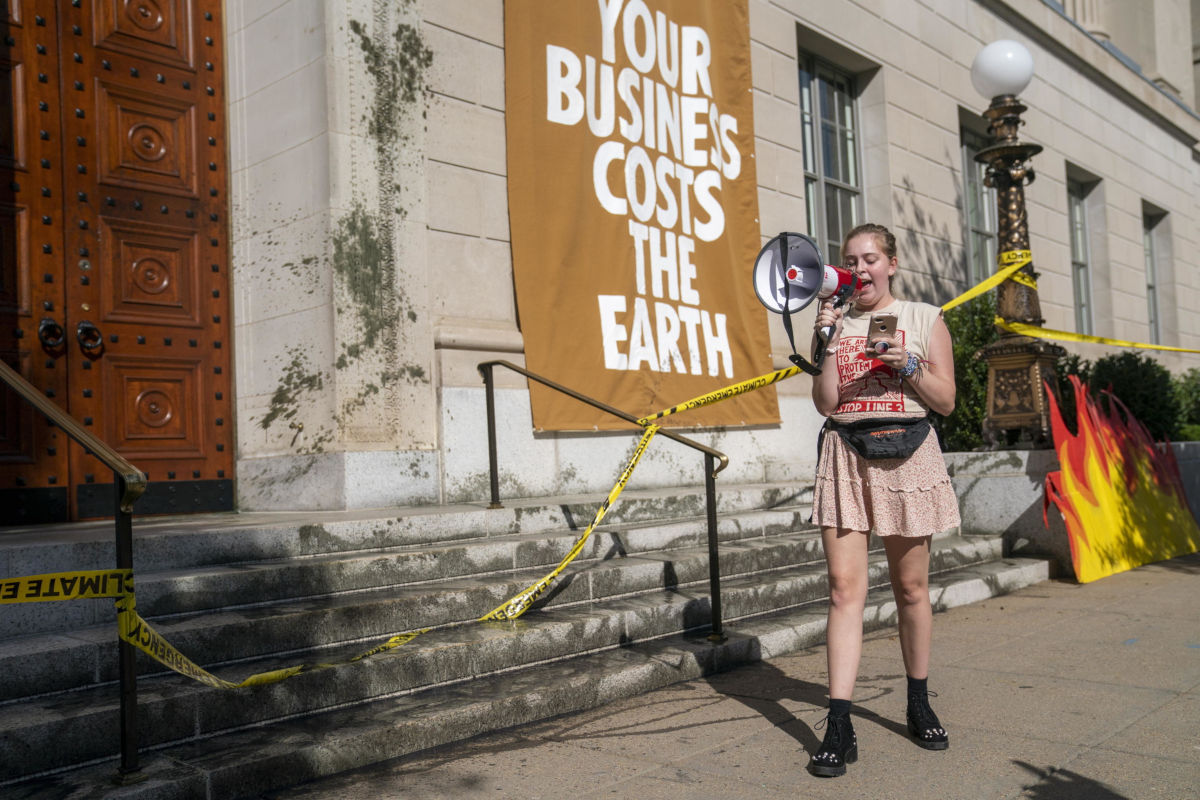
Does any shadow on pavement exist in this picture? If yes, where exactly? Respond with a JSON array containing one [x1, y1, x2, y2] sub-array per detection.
[[1147, 550, 1200, 574], [1014, 760, 1130, 800], [704, 655, 906, 756]]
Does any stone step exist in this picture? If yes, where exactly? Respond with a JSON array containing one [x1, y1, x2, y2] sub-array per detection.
[[0, 536, 1003, 781], [0, 523, 989, 707], [2, 556, 1052, 798], [0, 523, 835, 700], [0, 483, 814, 576], [0, 505, 814, 640]]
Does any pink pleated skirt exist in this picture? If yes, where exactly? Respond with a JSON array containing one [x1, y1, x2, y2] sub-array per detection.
[[811, 423, 961, 537]]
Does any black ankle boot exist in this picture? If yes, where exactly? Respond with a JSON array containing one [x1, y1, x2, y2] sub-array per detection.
[[907, 691, 949, 750], [809, 712, 858, 777]]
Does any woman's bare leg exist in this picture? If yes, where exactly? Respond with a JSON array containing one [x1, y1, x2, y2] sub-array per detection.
[[822, 527, 870, 699], [883, 535, 932, 679]]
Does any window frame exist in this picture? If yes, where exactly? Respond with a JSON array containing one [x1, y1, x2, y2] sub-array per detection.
[[797, 53, 863, 268], [1067, 178, 1094, 336], [1142, 210, 1164, 345], [960, 127, 998, 287]]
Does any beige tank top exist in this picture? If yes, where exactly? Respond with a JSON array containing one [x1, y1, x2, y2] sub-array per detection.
[[828, 299, 942, 421]]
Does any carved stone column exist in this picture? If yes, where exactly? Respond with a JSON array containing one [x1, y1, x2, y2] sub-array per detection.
[[1063, 0, 1109, 41]]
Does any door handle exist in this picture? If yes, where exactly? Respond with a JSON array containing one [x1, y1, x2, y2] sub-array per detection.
[[37, 317, 66, 350], [76, 320, 104, 352]]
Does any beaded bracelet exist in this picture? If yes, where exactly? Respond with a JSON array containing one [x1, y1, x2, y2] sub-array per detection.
[[899, 351, 920, 377]]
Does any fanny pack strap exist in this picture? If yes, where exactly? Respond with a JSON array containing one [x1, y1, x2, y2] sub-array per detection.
[[816, 417, 830, 473], [826, 416, 929, 433]]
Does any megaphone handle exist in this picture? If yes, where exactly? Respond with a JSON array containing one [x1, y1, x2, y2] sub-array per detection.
[[816, 301, 840, 343], [812, 333, 834, 369], [817, 285, 855, 343]]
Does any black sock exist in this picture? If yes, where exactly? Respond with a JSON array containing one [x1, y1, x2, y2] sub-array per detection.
[[828, 698, 852, 718], [907, 676, 928, 699]]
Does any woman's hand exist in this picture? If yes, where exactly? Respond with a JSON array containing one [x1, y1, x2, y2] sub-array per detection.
[[810, 299, 845, 416], [813, 299, 845, 344], [877, 318, 955, 415], [870, 337, 908, 372]]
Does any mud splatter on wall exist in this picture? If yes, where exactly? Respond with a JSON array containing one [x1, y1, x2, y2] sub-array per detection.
[[332, 4, 433, 424], [258, 347, 333, 457], [258, 0, 433, 454]]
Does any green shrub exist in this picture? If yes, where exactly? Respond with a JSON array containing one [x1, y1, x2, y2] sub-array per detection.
[[1087, 352, 1180, 441], [1053, 353, 1091, 435], [1173, 368, 1200, 428], [1179, 423, 1200, 442], [938, 290, 997, 451]]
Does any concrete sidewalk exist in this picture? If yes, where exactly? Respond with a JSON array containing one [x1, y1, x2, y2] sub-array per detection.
[[267, 552, 1200, 800]]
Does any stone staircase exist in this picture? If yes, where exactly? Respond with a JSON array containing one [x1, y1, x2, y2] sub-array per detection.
[[0, 481, 1052, 798]]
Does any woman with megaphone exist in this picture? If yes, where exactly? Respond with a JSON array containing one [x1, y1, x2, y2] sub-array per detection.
[[805, 223, 960, 777]]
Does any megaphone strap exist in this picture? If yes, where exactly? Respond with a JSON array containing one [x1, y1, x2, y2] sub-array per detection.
[[775, 234, 823, 376]]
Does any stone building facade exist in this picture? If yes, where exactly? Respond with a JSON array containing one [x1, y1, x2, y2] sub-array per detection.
[[226, 0, 1200, 511]]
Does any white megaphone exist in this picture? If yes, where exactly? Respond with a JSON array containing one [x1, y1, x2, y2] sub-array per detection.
[[752, 232, 860, 341]]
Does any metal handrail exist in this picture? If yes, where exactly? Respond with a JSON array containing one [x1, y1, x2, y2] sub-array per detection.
[[0, 360, 146, 509], [0, 358, 145, 781], [477, 359, 729, 641]]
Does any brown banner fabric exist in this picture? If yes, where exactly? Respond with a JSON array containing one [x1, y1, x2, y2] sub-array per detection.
[[505, 0, 777, 430]]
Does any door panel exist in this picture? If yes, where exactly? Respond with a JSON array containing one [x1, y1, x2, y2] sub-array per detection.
[[102, 354, 203, 456], [97, 80, 197, 196], [1, 0, 72, 523], [1, 0, 232, 523], [94, 0, 193, 69], [99, 216, 201, 326]]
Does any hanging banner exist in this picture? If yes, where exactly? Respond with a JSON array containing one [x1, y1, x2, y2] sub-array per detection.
[[505, 0, 775, 430]]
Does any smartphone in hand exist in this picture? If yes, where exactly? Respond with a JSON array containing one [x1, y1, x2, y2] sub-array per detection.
[[867, 312, 897, 353]]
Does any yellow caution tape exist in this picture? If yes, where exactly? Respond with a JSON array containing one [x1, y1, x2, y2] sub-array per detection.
[[0, 567, 430, 687], [995, 318, 1200, 354], [637, 367, 803, 425], [116, 591, 432, 689], [940, 248, 1198, 356], [1009, 270, 1037, 290], [0, 569, 132, 603], [998, 249, 1032, 266], [344, 628, 430, 662], [480, 424, 660, 621], [117, 596, 250, 689], [940, 250, 1034, 311]]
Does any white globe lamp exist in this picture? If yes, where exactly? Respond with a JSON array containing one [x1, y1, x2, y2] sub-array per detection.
[[971, 39, 1034, 99]]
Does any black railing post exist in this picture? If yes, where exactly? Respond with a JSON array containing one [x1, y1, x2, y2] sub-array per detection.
[[474, 360, 732, 637], [114, 473, 141, 780], [704, 453, 726, 642], [480, 363, 502, 508], [1, 360, 148, 782]]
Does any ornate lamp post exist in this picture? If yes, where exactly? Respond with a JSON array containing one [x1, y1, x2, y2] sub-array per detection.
[[970, 40, 1065, 448]]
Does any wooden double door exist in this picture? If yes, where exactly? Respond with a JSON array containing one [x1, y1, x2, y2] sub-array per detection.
[[1, 0, 233, 523]]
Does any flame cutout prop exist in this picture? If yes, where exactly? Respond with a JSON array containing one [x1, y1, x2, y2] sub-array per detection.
[[1043, 376, 1200, 583]]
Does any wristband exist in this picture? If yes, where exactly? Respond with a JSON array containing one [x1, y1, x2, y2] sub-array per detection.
[[899, 352, 920, 377]]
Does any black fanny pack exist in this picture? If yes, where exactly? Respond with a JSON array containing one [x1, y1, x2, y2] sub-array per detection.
[[826, 416, 932, 460]]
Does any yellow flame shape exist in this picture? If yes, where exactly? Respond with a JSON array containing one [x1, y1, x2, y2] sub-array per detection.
[[1044, 376, 1200, 582]]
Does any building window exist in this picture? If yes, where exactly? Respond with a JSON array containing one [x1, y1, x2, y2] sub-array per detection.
[[798, 54, 861, 266], [1143, 209, 1164, 345], [961, 128, 997, 286], [1067, 179, 1093, 335]]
